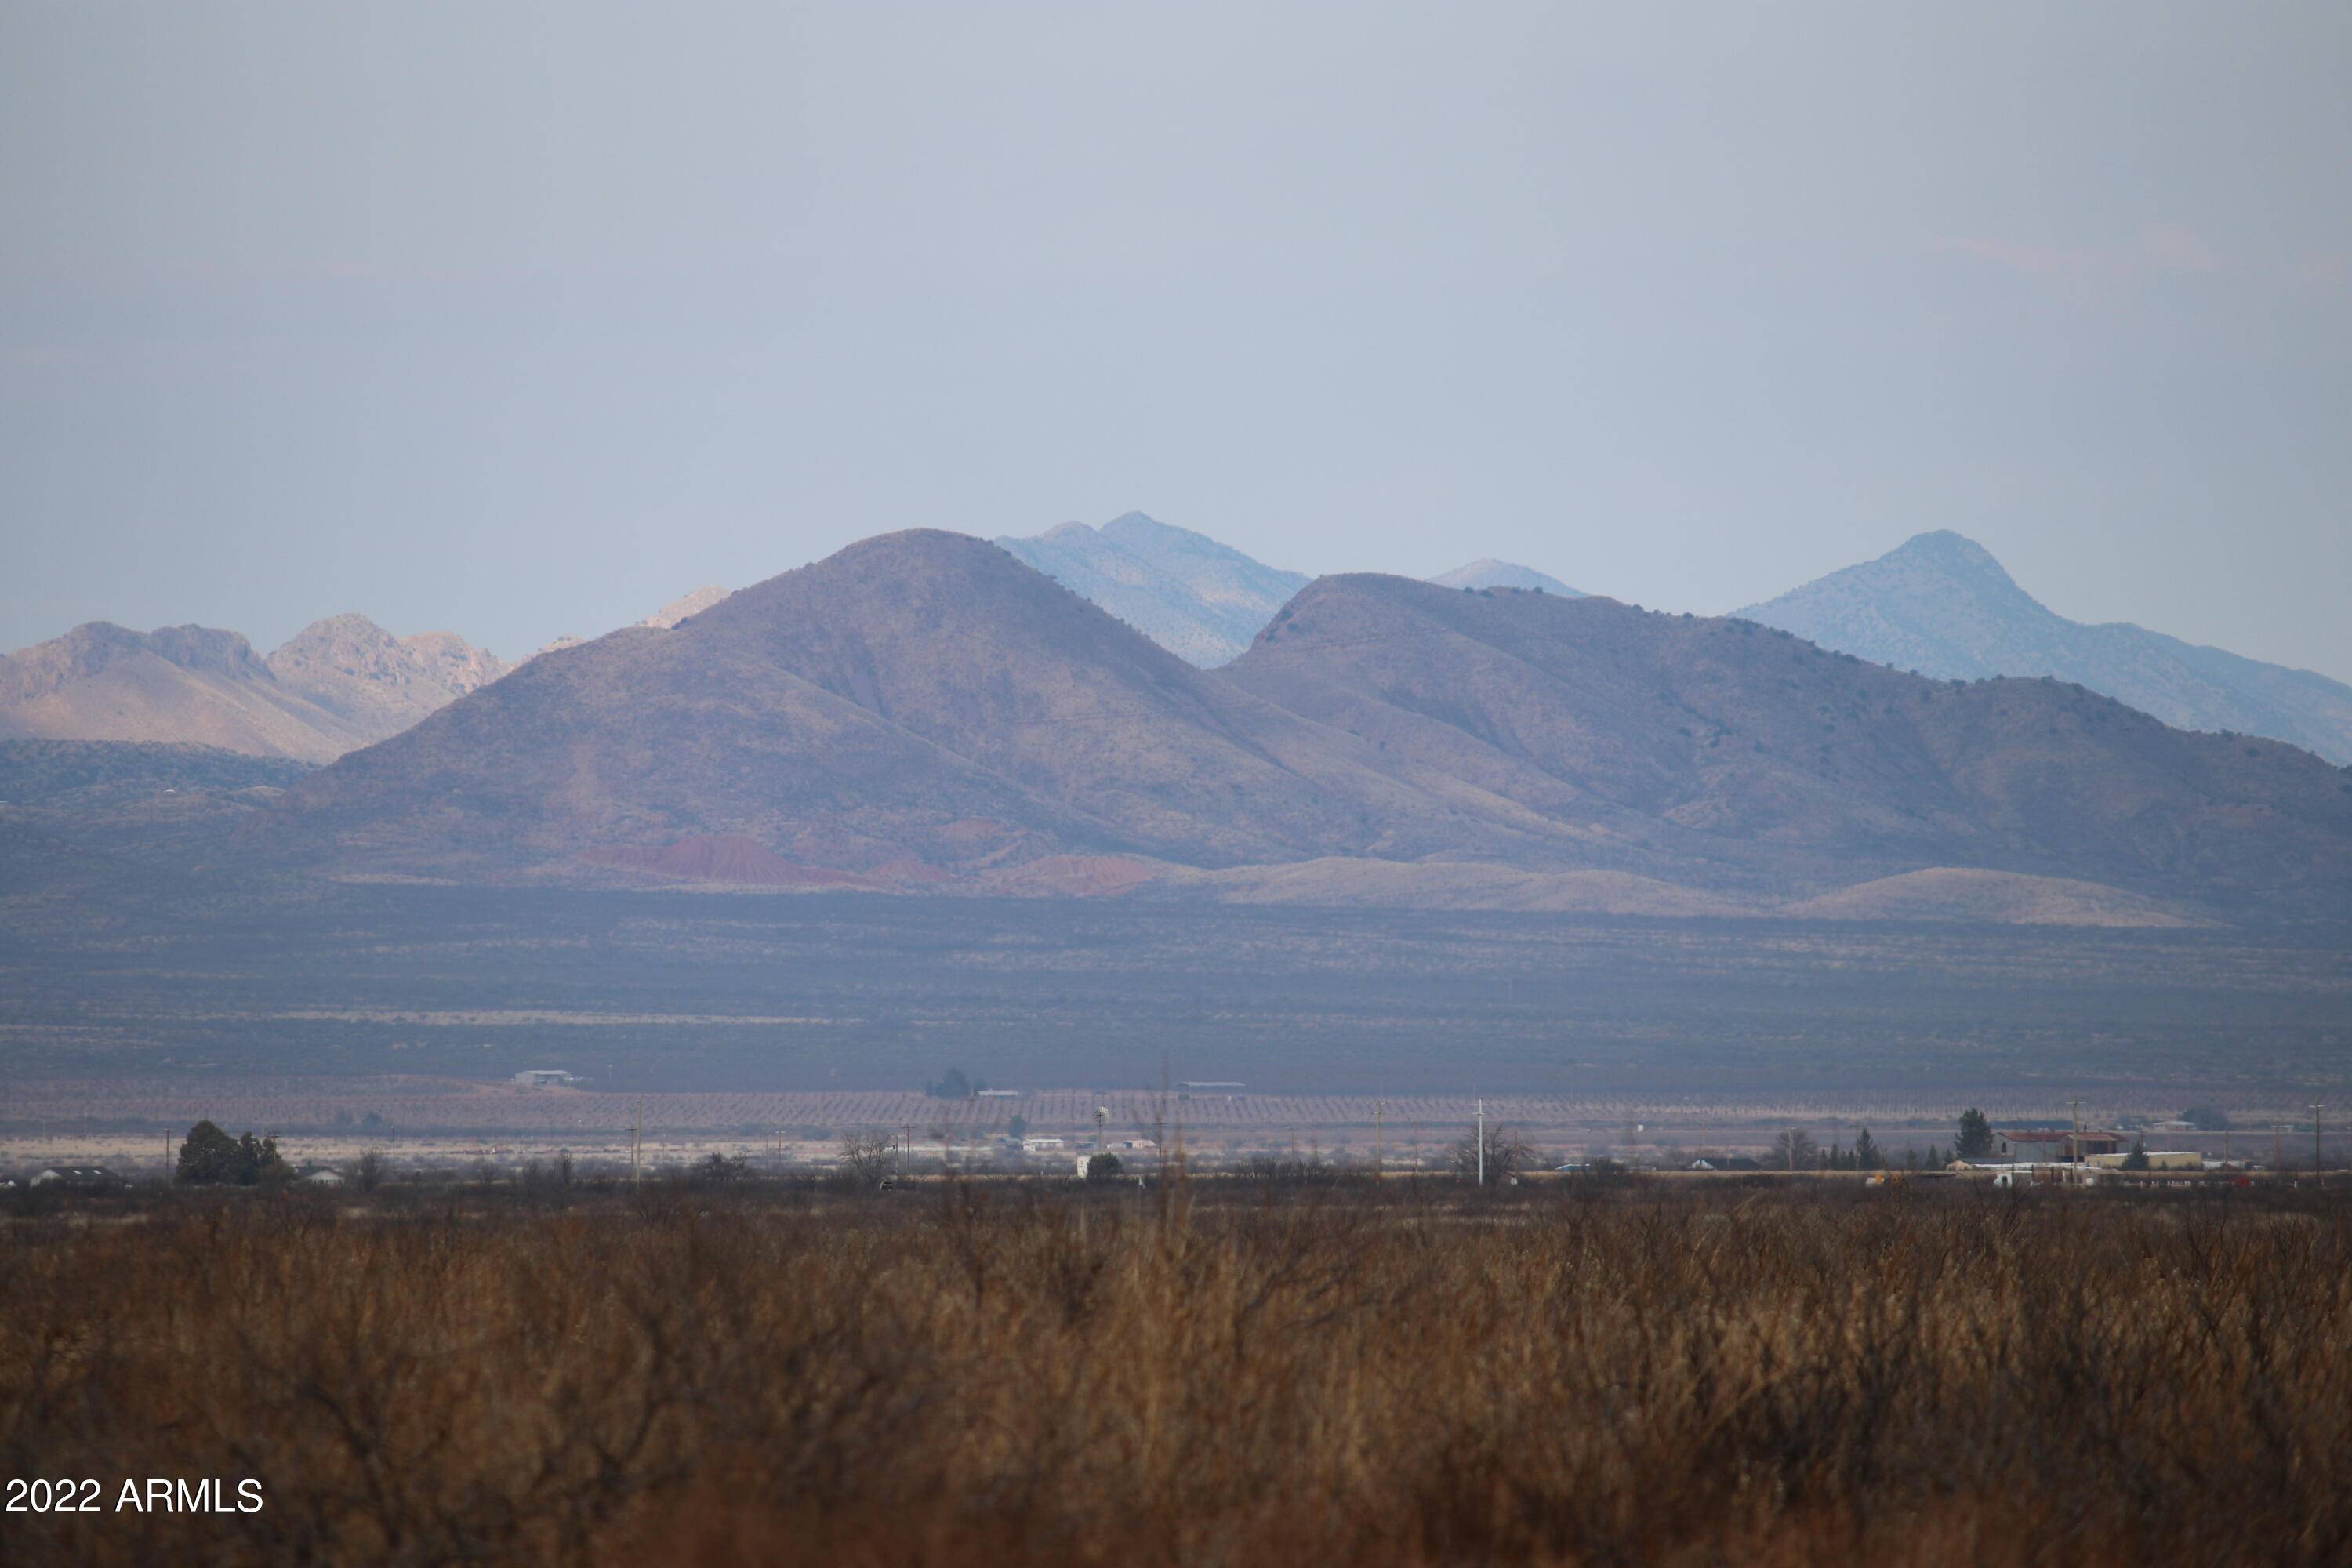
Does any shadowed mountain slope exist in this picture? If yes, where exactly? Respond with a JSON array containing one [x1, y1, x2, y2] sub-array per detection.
[[1737, 531, 2352, 764], [1223, 575, 2352, 911], [993, 512, 1309, 666]]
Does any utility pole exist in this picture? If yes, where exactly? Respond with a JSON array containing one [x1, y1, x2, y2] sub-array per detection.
[[2274, 1120, 2284, 1177], [2071, 1096, 2083, 1185], [1374, 1099, 1384, 1181], [2314, 1105, 2325, 1184], [1476, 1098, 1485, 1186], [630, 1099, 642, 1189]]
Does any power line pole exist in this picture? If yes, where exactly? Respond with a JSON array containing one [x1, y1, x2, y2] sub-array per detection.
[[1476, 1098, 1485, 1187], [1374, 1099, 1384, 1182], [630, 1099, 642, 1189], [2314, 1104, 2325, 1185]]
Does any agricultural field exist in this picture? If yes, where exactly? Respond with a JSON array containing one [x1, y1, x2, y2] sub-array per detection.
[[5, 1178, 2350, 1565]]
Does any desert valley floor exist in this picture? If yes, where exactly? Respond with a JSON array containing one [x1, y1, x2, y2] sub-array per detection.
[[4, 882, 2346, 1147]]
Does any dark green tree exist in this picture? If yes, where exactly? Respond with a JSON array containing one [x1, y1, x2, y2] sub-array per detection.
[[2181, 1105, 2231, 1131], [235, 1131, 289, 1185], [1085, 1152, 1124, 1181], [2122, 1139, 2151, 1171], [1955, 1108, 1995, 1160], [1005, 1114, 1029, 1142], [177, 1121, 288, 1185], [176, 1120, 242, 1184], [1854, 1127, 1882, 1170]]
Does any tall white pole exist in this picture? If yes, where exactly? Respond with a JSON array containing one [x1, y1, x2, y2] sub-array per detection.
[[1477, 1098, 1485, 1186]]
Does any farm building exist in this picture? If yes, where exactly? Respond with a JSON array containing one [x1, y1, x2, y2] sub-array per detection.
[[31, 1166, 125, 1190], [1994, 1127, 2126, 1160], [2089, 1150, 2204, 1172], [511, 1069, 579, 1088]]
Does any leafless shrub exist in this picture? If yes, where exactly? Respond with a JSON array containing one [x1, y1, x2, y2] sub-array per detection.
[[1446, 1123, 1537, 1181], [6, 1185, 2352, 1565]]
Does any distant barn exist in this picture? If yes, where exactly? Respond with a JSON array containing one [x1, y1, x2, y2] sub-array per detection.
[[31, 1166, 125, 1190]]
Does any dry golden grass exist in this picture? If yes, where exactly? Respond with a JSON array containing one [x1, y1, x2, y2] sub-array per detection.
[[5, 1180, 2351, 1565]]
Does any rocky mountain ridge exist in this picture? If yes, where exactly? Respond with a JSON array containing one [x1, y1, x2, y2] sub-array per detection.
[[0, 616, 505, 763]]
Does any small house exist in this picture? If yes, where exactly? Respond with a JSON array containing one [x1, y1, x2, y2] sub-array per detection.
[[31, 1166, 125, 1190], [511, 1069, 578, 1088]]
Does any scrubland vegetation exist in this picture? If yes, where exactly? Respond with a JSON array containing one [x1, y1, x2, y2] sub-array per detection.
[[6, 1179, 2351, 1565]]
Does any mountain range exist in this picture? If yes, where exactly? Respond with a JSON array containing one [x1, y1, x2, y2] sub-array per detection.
[[261, 529, 2352, 922], [11, 514, 2349, 862], [0, 617, 506, 764], [0, 582, 746, 765], [1737, 531, 2352, 765]]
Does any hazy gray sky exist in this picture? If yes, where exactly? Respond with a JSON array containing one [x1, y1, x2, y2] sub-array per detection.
[[5, 2, 2348, 676]]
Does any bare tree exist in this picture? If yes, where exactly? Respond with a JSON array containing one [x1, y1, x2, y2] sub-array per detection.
[[1769, 1128, 1819, 1171], [1449, 1124, 1537, 1181], [838, 1130, 898, 1187]]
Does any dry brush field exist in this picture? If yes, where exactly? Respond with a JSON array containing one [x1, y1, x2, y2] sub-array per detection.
[[5, 1180, 2351, 1566]]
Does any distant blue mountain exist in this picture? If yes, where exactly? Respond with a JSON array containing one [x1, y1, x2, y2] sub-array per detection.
[[993, 512, 1310, 666], [1428, 558, 1582, 596], [1737, 531, 2352, 764]]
